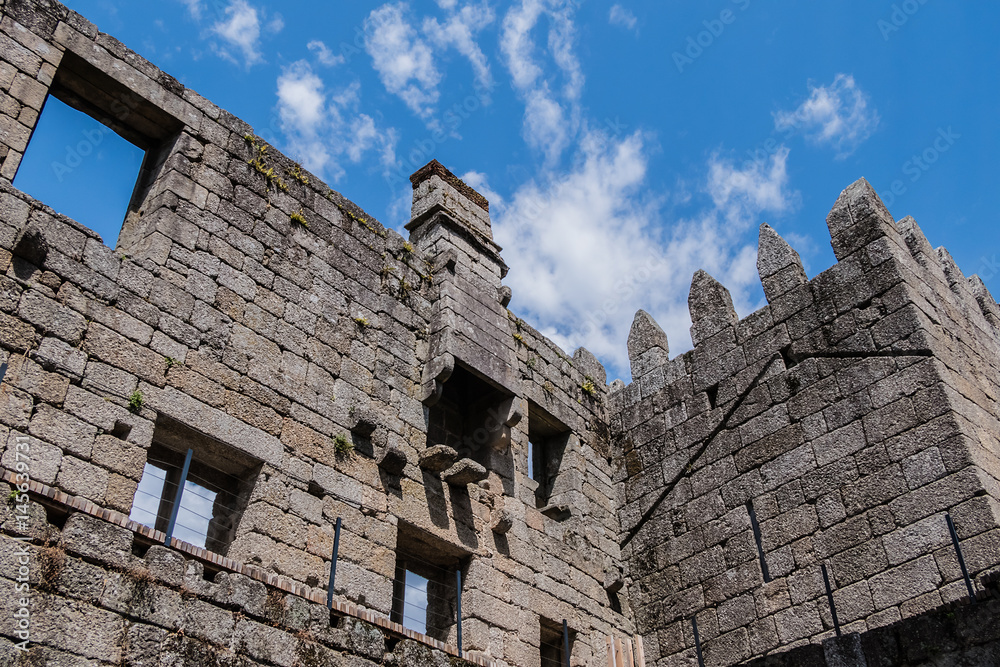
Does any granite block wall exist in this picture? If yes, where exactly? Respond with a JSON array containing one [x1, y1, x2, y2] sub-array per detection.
[[3, 1, 1000, 666], [0, 1, 635, 664], [611, 179, 1000, 666]]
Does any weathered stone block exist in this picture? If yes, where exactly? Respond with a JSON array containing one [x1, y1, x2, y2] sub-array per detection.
[[18, 288, 86, 343], [2, 432, 61, 483], [418, 444, 458, 472], [773, 602, 823, 643], [28, 402, 97, 458], [62, 513, 134, 569], [56, 455, 109, 502], [868, 555, 942, 610], [34, 335, 87, 376]]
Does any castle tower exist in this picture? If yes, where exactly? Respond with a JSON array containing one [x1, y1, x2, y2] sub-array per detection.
[[612, 179, 1000, 665]]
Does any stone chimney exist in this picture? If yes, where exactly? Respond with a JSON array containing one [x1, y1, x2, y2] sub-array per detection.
[[406, 159, 507, 287]]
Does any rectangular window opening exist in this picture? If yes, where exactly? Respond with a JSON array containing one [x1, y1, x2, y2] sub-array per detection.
[[11, 50, 181, 249], [426, 362, 510, 470], [129, 416, 261, 555], [539, 617, 573, 667], [528, 401, 571, 513], [391, 522, 469, 643], [13, 96, 145, 247]]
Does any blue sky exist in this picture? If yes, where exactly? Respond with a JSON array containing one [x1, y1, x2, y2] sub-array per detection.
[[14, 0, 1000, 381]]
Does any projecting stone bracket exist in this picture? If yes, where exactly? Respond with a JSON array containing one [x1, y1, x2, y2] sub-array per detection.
[[378, 446, 407, 475], [419, 353, 455, 406], [485, 396, 525, 453], [491, 508, 514, 534], [419, 446, 488, 486], [498, 285, 512, 307], [604, 566, 625, 593], [539, 504, 571, 521], [442, 458, 489, 486], [348, 409, 378, 437], [418, 444, 458, 473]]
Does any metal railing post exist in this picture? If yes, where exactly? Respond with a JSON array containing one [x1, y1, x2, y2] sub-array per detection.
[[456, 568, 463, 657], [821, 563, 841, 636], [946, 513, 977, 602], [164, 448, 193, 545], [692, 617, 705, 667], [327, 517, 342, 609], [562, 619, 570, 667]]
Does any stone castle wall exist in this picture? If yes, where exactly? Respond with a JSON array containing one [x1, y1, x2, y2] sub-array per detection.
[[610, 179, 1000, 665], [2, 1, 1000, 666], [0, 0, 637, 664]]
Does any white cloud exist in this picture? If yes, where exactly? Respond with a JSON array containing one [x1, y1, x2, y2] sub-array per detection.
[[358, 1, 497, 128], [179, 0, 202, 20], [609, 5, 638, 32], [277, 61, 326, 133], [545, 4, 583, 100], [708, 146, 793, 223], [523, 94, 570, 157], [364, 3, 442, 120], [423, 1, 496, 93], [211, 0, 265, 67], [493, 134, 794, 380], [774, 74, 880, 158], [331, 80, 361, 109], [275, 61, 397, 182], [501, 1, 545, 90], [308, 40, 345, 67], [346, 115, 381, 162], [265, 13, 284, 34], [460, 170, 503, 210], [500, 0, 584, 163]]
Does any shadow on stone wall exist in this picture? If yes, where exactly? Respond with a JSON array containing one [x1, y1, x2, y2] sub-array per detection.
[[744, 572, 1000, 666]]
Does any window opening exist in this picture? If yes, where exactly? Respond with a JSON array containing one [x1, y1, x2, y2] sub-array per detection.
[[540, 617, 573, 667], [394, 568, 431, 635], [11, 50, 181, 249], [427, 363, 510, 469], [527, 401, 571, 511], [13, 96, 144, 247], [129, 416, 261, 555], [391, 522, 468, 642]]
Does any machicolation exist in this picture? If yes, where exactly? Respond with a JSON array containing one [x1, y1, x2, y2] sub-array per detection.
[[1, 1, 999, 665]]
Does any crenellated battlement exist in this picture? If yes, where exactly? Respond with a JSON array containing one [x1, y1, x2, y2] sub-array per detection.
[[611, 177, 1000, 665], [2, 0, 1000, 664]]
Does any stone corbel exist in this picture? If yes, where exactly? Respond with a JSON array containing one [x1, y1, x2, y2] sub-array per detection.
[[348, 407, 378, 437], [433, 248, 458, 275], [419, 353, 454, 406], [486, 396, 525, 452], [497, 285, 512, 307]]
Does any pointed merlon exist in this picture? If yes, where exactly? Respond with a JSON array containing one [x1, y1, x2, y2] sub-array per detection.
[[968, 275, 1000, 329], [826, 177, 900, 261], [969, 274, 1000, 328], [896, 216, 936, 269], [628, 310, 669, 358], [689, 270, 737, 323], [688, 270, 738, 345], [757, 224, 804, 278], [573, 346, 607, 386], [627, 310, 670, 379], [757, 224, 807, 302], [936, 247, 982, 315], [936, 246, 967, 292]]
